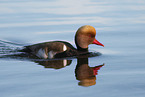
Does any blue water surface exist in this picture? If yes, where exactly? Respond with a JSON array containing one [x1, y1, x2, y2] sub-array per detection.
[[0, 0, 145, 97]]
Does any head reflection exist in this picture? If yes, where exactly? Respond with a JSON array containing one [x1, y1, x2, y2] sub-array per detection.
[[75, 58, 104, 87]]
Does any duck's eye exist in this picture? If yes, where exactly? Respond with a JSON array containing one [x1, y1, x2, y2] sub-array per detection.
[[89, 35, 95, 38]]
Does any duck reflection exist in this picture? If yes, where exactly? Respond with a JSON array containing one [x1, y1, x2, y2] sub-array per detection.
[[0, 52, 104, 86], [34, 56, 104, 86], [75, 58, 104, 87]]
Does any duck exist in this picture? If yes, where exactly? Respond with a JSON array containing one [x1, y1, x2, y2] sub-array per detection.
[[21, 25, 104, 59]]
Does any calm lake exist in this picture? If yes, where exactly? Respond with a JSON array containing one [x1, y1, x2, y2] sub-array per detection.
[[0, 0, 145, 97]]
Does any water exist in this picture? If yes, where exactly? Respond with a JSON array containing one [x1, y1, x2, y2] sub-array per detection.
[[0, 0, 145, 97]]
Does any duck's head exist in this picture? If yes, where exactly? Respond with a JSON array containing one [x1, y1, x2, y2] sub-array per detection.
[[75, 25, 104, 51]]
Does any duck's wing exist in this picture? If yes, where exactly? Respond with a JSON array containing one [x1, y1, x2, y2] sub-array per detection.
[[21, 41, 76, 59]]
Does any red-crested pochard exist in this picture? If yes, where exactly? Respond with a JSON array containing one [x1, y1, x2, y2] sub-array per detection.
[[22, 25, 104, 59]]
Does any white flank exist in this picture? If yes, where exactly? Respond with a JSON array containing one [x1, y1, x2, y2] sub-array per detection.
[[63, 59, 67, 66], [36, 48, 48, 59], [63, 45, 67, 51], [48, 51, 56, 59]]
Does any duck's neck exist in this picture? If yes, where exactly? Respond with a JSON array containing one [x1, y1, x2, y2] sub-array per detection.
[[77, 45, 88, 52], [75, 38, 88, 52]]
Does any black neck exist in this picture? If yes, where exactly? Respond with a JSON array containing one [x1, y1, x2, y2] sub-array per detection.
[[77, 45, 88, 52]]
